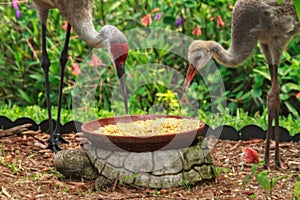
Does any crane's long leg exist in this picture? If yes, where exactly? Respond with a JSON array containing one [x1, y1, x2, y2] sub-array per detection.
[[261, 43, 283, 168], [271, 63, 282, 168], [265, 63, 282, 168], [260, 44, 272, 168], [48, 23, 72, 152], [56, 23, 71, 134], [41, 24, 54, 138]]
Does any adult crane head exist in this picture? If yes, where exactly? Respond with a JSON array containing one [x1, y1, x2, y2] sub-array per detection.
[[97, 25, 129, 114]]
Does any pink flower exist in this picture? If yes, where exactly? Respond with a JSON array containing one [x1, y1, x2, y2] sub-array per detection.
[[141, 14, 152, 26], [12, 0, 18, 9], [62, 21, 73, 33], [296, 91, 300, 100], [70, 63, 80, 76], [216, 15, 225, 27], [89, 54, 102, 67], [192, 25, 202, 37], [12, 0, 21, 19], [210, 15, 225, 28], [151, 8, 160, 13]]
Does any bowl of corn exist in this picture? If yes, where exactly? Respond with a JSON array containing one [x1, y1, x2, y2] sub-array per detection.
[[81, 114, 205, 152]]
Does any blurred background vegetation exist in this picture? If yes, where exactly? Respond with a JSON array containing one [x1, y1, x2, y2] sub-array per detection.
[[0, 0, 299, 132]]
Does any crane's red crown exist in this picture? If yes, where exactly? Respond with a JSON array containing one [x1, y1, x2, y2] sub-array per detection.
[[110, 43, 129, 67]]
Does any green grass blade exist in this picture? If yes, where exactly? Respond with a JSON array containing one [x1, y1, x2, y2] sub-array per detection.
[[294, 0, 300, 20]]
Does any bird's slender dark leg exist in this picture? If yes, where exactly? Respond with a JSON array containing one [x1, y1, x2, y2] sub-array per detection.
[[260, 44, 274, 168], [265, 63, 282, 168], [48, 23, 72, 152], [264, 98, 272, 169], [41, 24, 54, 138], [271, 63, 282, 168]]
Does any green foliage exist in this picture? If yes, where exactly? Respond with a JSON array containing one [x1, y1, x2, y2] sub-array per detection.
[[0, 0, 299, 122], [243, 162, 293, 199], [295, 175, 300, 200], [256, 170, 287, 191], [0, 145, 20, 174], [255, 170, 290, 199], [215, 167, 230, 175], [294, 0, 300, 20]]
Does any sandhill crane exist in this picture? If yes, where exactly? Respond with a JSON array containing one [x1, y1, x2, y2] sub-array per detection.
[[32, 0, 129, 152], [183, 0, 299, 168]]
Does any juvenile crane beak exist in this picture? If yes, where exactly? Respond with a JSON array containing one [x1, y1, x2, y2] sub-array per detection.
[[110, 43, 129, 114], [180, 64, 198, 104], [182, 64, 198, 92]]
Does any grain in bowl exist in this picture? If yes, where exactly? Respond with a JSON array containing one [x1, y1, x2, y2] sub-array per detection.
[[93, 118, 201, 136]]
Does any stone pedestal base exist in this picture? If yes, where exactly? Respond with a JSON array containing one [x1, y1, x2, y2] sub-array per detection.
[[86, 137, 215, 189]]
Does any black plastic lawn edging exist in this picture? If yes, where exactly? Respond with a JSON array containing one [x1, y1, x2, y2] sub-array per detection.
[[0, 115, 299, 142]]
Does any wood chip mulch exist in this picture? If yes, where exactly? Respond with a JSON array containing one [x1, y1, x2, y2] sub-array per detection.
[[0, 125, 299, 200]]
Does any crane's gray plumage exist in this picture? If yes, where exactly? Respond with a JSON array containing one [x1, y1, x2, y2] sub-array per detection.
[[32, 0, 127, 47], [32, 0, 129, 151], [188, 0, 299, 68], [185, 0, 299, 168]]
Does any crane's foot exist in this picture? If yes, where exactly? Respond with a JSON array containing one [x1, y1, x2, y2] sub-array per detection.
[[57, 133, 69, 144], [264, 156, 285, 169], [275, 157, 285, 169], [47, 133, 68, 153], [263, 159, 270, 170], [47, 137, 62, 153]]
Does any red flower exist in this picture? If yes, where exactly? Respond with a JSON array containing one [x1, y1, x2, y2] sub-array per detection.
[[70, 63, 80, 76], [192, 25, 202, 37], [151, 8, 160, 13], [141, 14, 152, 26], [216, 15, 225, 27], [89, 54, 102, 67], [242, 147, 259, 164], [210, 15, 225, 27]]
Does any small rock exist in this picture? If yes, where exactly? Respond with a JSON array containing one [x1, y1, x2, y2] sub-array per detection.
[[94, 175, 110, 190], [54, 148, 98, 180]]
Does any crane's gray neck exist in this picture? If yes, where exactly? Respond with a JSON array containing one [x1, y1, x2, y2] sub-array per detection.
[[71, 20, 104, 48], [71, 23, 126, 48], [205, 38, 256, 67]]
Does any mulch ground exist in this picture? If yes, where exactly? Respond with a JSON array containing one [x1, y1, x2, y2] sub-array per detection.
[[0, 127, 299, 200]]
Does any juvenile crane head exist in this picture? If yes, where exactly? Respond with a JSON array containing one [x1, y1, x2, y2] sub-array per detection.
[[182, 40, 212, 92], [98, 25, 129, 114]]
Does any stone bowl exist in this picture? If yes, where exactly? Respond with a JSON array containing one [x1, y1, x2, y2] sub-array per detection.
[[81, 114, 205, 152]]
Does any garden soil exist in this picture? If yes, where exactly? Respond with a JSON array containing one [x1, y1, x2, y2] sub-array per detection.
[[0, 129, 299, 199]]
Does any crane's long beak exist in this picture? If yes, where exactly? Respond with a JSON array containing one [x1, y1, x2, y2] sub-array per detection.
[[183, 64, 198, 92], [110, 43, 129, 114], [115, 63, 129, 114], [180, 64, 198, 105]]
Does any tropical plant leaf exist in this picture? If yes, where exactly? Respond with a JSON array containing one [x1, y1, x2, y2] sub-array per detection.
[[294, 0, 300, 20], [256, 170, 271, 190], [253, 68, 271, 80]]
